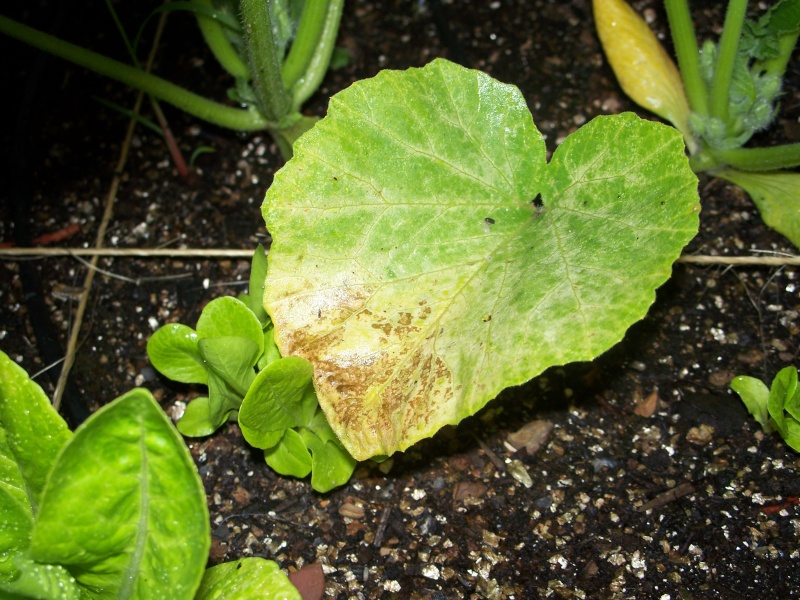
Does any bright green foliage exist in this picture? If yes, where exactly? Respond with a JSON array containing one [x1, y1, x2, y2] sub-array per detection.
[[262, 58, 701, 460], [0, 349, 300, 597], [732, 366, 800, 451], [27, 388, 209, 599], [147, 246, 355, 492], [0, 351, 72, 584], [196, 557, 301, 600], [0, 352, 207, 598]]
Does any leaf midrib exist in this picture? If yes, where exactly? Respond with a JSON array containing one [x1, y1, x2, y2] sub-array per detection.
[[116, 415, 149, 600]]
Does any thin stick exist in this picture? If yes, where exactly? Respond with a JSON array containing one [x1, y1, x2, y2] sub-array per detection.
[[677, 255, 800, 266], [2, 248, 798, 266], [0, 247, 257, 257], [53, 9, 170, 410]]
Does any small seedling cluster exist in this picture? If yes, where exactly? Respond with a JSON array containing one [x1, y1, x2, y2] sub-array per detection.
[[732, 366, 800, 450], [147, 246, 356, 492]]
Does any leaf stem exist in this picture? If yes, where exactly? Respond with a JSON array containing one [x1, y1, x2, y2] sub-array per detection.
[[194, 0, 250, 80], [0, 14, 267, 131], [291, 0, 345, 110], [664, 0, 709, 117], [709, 0, 748, 125], [240, 0, 292, 123], [281, 0, 330, 92], [713, 143, 800, 171]]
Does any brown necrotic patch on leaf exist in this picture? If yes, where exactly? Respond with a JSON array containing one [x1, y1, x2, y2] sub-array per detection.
[[280, 294, 455, 460]]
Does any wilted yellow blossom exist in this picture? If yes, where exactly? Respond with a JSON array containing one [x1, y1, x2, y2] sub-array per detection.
[[594, 0, 692, 143]]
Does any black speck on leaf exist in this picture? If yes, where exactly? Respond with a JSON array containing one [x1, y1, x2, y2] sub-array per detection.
[[485, 217, 495, 225]]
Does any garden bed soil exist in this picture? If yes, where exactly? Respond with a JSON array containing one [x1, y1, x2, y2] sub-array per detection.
[[1, 0, 799, 597]]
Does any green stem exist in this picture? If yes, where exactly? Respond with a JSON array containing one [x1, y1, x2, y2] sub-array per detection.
[[664, 0, 709, 117], [194, 0, 250, 80], [291, 0, 344, 110], [709, 0, 748, 125], [0, 14, 267, 131], [760, 29, 800, 80], [281, 0, 329, 92], [714, 143, 800, 171], [240, 0, 291, 123]]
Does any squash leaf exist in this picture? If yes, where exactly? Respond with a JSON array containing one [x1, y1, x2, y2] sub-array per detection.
[[263, 58, 700, 460]]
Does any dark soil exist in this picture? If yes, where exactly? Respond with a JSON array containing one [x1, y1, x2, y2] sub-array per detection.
[[2, 0, 799, 598]]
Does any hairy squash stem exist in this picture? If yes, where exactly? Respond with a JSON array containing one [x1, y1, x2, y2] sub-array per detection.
[[240, 0, 291, 123]]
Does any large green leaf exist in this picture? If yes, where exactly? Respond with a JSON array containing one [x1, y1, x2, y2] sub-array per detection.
[[263, 58, 700, 460], [28, 389, 209, 600]]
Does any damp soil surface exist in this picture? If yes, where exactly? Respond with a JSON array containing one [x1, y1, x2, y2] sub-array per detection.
[[2, 0, 799, 597]]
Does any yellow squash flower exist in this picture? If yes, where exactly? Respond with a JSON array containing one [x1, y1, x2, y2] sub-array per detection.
[[594, 0, 693, 146]]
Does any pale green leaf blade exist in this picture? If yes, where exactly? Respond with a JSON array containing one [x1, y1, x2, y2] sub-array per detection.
[[264, 429, 312, 478], [238, 357, 314, 435], [239, 422, 283, 450], [0, 350, 72, 509], [176, 397, 218, 437], [0, 429, 34, 584], [263, 59, 700, 460], [196, 296, 265, 356], [198, 336, 259, 396], [195, 557, 300, 600], [716, 169, 800, 248], [301, 430, 357, 493], [257, 325, 282, 371], [206, 370, 243, 430], [731, 375, 773, 432], [28, 389, 209, 600], [246, 244, 270, 325], [146, 323, 208, 385]]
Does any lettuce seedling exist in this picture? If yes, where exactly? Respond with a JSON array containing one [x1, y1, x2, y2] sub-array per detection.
[[0, 349, 300, 599], [147, 246, 356, 492], [731, 366, 800, 451], [595, 0, 800, 247], [262, 58, 701, 461]]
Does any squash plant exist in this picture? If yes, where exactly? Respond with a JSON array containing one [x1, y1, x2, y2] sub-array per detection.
[[0, 0, 345, 158], [594, 0, 800, 247], [0, 350, 301, 599]]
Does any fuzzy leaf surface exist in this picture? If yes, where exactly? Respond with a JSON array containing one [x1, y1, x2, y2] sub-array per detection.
[[263, 58, 700, 459]]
